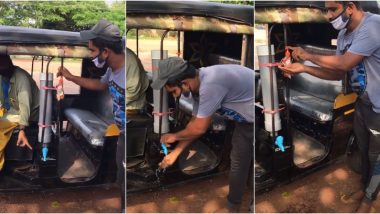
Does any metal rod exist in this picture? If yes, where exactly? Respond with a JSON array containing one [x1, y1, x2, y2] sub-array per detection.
[[159, 30, 170, 138], [136, 29, 139, 57], [283, 24, 291, 136], [175, 30, 181, 127], [31, 56, 36, 77], [46, 57, 53, 75], [268, 24, 276, 138], [31, 55, 37, 165], [177, 31, 181, 57], [41, 56, 44, 73], [160, 30, 169, 59], [57, 57, 64, 136], [241, 34, 248, 66]]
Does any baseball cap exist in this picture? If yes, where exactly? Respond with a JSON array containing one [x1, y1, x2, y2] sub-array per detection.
[[80, 19, 122, 42], [151, 57, 191, 90]]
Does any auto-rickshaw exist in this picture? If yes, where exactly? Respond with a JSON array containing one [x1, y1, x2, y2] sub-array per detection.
[[126, 1, 253, 193], [254, 1, 380, 193], [0, 26, 120, 191]]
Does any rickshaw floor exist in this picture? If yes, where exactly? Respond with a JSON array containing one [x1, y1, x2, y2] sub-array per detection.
[[293, 129, 326, 167], [0, 174, 40, 191]]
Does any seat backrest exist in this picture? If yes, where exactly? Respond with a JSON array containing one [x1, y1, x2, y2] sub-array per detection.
[[64, 89, 115, 147], [71, 89, 114, 124], [91, 90, 114, 124], [289, 45, 342, 102], [208, 54, 240, 66]]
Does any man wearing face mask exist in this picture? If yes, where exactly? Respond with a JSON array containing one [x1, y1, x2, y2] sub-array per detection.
[[57, 19, 126, 212], [279, 1, 380, 212], [0, 54, 37, 169], [151, 57, 254, 212]]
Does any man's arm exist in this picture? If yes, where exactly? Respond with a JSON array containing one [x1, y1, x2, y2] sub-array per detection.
[[158, 116, 212, 169], [68, 75, 107, 91], [158, 139, 193, 169], [308, 52, 364, 72], [16, 77, 33, 150], [58, 66, 107, 91], [279, 62, 346, 80], [288, 46, 365, 72], [304, 65, 345, 80], [161, 116, 212, 144]]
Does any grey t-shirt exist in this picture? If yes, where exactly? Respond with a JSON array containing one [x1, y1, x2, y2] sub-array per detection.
[[100, 66, 126, 133], [336, 12, 380, 113], [192, 64, 254, 123]]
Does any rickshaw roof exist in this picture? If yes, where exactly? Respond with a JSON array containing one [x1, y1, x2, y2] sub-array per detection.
[[0, 26, 90, 57], [0, 25, 87, 46], [255, 1, 379, 12], [255, 1, 380, 24], [127, 1, 253, 26]]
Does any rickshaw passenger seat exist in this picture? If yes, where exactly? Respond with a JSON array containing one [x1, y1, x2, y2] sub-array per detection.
[[64, 90, 115, 147], [288, 89, 335, 122], [179, 96, 227, 131], [64, 108, 108, 147]]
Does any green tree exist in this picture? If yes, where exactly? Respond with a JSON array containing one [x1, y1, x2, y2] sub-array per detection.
[[210, 0, 253, 6], [0, 1, 125, 34], [103, 1, 125, 34]]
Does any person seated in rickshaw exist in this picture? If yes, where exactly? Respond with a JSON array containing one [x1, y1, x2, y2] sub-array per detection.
[[126, 48, 149, 116], [0, 54, 37, 170]]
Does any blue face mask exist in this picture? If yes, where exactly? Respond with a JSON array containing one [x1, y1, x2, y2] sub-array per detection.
[[330, 7, 351, 30], [1, 79, 10, 110]]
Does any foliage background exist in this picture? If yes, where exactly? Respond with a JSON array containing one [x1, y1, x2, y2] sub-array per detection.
[[0, 1, 125, 34], [211, 0, 253, 6]]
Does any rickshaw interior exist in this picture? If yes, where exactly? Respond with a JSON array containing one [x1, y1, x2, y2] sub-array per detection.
[[126, 1, 253, 192], [0, 26, 118, 191], [254, 1, 380, 192]]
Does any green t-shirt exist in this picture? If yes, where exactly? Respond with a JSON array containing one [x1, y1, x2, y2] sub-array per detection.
[[126, 48, 149, 110], [0, 66, 39, 126]]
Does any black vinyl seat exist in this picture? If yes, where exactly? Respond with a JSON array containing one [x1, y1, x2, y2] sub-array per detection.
[[64, 90, 115, 147]]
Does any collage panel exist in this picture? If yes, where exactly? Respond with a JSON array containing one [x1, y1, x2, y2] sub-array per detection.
[[255, 1, 380, 213], [4, 0, 379, 213], [126, 0, 254, 213], [0, 1, 126, 213]]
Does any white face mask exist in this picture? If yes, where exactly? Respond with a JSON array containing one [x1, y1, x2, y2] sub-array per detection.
[[182, 91, 190, 98], [330, 9, 350, 30], [92, 52, 106, 68]]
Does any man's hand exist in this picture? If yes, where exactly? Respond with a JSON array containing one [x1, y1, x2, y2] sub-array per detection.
[[57, 66, 74, 81], [17, 130, 32, 150], [160, 133, 177, 146], [158, 151, 180, 169], [278, 62, 306, 77], [287, 46, 311, 61]]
